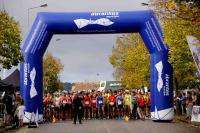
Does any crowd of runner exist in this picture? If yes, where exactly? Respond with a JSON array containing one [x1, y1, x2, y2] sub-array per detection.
[[1, 89, 200, 127], [43, 90, 151, 122]]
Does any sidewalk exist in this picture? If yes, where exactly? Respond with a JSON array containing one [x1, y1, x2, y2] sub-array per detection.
[[174, 115, 200, 128]]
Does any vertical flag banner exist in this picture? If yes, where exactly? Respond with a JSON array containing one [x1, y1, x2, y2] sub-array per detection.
[[186, 36, 200, 73]]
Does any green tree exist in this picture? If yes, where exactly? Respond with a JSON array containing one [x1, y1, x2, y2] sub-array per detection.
[[150, 0, 200, 89], [175, 0, 200, 7], [110, 0, 200, 90], [0, 11, 23, 70], [43, 52, 64, 93], [109, 34, 150, 89], [163, 19, 197, 90]]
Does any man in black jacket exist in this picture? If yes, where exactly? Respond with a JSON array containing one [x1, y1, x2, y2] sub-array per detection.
[[73, 93, 83, 124]]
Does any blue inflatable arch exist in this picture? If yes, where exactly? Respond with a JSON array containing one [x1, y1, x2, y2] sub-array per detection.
[[20, 10, 173, 122]]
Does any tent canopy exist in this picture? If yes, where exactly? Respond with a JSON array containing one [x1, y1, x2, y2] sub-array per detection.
[[0, 80, 11, 87], [0, 80, 12, 92], [2, 69, 20, 88]]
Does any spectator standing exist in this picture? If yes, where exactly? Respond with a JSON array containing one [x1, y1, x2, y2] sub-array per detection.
[[181, 92, 187, 114], [15, 92, 22, 105], [192, 91, 197, 105], [15, 101, 25, 128], [2, 91, 13, 125], [186, 91, 193, 120], [176, 92, 182, 115]]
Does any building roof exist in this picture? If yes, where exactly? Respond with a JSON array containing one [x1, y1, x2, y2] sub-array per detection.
[[72, 82, 99, 91]]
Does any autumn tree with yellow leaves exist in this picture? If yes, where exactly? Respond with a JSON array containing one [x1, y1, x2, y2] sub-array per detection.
[[109, 34, 150, 89], [109, 0, 200, 90], [43, 52, 64, 93], [160, 0, 200, 89]]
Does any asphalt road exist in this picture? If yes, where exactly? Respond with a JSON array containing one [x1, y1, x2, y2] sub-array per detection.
[[10, 119, 200, 133]]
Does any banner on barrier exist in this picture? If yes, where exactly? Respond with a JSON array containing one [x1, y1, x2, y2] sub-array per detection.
[[191, 106, 200, 123]]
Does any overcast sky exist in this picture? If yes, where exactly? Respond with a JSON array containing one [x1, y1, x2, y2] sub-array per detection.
[[0, 0, 148, 82]]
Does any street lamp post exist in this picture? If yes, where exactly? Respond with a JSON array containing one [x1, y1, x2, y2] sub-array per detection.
[[96, 73, 100, 82], [28, 3, 48, 27]]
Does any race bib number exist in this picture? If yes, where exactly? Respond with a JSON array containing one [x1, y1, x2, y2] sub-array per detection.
[[63, 100, 67, 104], [110, 102, 114, 106], [118, 100, 122, 105], [85, 101, 89, 104], [55, 102, 60, 107], [98, 100, 103, 104], [92, 100, 96, 103]]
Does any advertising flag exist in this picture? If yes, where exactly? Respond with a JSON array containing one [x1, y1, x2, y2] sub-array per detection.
[[186, 36, 200, 73]]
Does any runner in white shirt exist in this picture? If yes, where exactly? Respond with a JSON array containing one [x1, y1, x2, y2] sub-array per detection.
[[53, 93, 61, 120]]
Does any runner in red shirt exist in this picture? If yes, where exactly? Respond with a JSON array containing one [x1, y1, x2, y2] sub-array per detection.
[[43, 94, 49, 106], [138, 92, 145, 120], [43, 94, 49, 121], [91, 94, 97, 119], [65, 93, 72, 120], [84, 93, 91, 119], [61, 93, 68, 120], [108, 91, 116, 119]]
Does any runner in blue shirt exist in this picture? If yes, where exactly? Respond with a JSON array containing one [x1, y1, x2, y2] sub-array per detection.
[[116, 92, 123, 120], [97, 92, 104, 119]]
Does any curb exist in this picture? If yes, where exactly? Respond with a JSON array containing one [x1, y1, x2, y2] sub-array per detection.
[[176, 118, 189, 123], [0, 126, 15, 133], [175, 117, 200, 129]]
